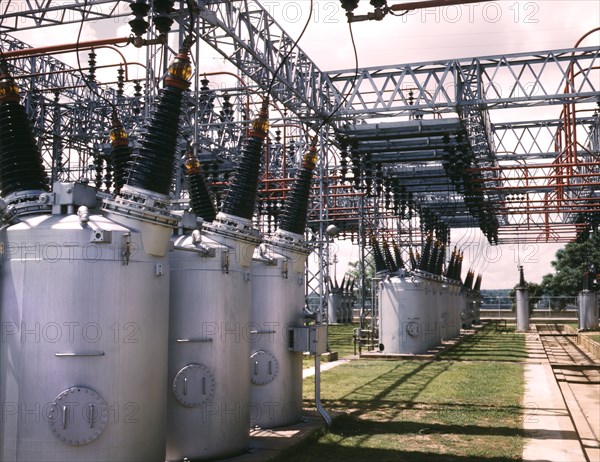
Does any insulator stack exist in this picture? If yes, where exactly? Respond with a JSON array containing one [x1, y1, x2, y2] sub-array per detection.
[[435, 243, 446, 275], [464, 270, 474, 290], [409, 248, 417, 270], [371, 237, 388, 274], [88, 51, 96, 82], [427, 241, 440, 274], [393, 242, 405, 269], [220, 99, 269, 220], [126, 48, 192, 196], [445, 250, 455, 279], [184, 151, 217, 222], [518, 265, 526, 287], [474, 274, 482, 291], [419, 234, 433, 271], [152, 0, 175, 35], [109, 113, 132, 195], [0, 68, 48, 199], [278, 140, 317, 235], [129, 0, 150, 37], [382, 240, 398, 273]]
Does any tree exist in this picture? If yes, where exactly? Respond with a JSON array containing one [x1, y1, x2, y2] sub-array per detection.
[[345, 253, 375, 304], [541, 232, 600, 298], [510, 282, 543, 312]]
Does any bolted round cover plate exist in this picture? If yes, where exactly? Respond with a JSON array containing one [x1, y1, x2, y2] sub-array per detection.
[[406, 322, 420, 337], [173, 363, 215, 408], [250, 350, 279, 385], [47, 386, 108, 446]]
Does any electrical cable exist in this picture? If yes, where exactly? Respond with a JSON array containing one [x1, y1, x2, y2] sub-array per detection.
[[266, 0, 314, 95], [315, 21, 359, 134]]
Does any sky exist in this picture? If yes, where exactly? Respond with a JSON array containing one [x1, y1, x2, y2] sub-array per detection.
[[8, 0, 600, 289]]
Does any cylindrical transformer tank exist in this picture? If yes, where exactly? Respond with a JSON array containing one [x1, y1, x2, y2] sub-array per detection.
[[578, 290, 598, 330], [516, 287, 530, 332], [327, 291, 342, 324], [166, 213, 261, 461], [379, 274, 434, 355], [249, 230, 310, 428], [0, 207, 171, 462], [446, 282, 462, 339], [343, 291, 353, 324], [430, 281, 447, 349]]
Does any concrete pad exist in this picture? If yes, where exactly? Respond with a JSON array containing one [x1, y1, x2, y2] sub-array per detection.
[[219, 413, 328, 462]]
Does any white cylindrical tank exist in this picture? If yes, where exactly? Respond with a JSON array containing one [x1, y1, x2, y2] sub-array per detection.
[[432, 281, 450, 347], [327, 291, 342, 324], [166, 213, 260, 461], [0, 210, 170, 462], [446, 283, 462, 339], [516, 287, 530, 332], [578, 290, 598, 330], [249, 230, 309, 428], [379, 274, 433, 355]]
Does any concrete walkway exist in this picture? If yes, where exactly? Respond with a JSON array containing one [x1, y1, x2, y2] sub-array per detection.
[[302, 358, 351, 379], [522, 331, 596, 462]]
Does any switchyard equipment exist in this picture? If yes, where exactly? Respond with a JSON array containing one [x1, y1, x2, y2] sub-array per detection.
[[167, 101, 268, 460], [0, 0, 599, 458], [250, 141, 318, 428], [0, 40, 191, 461]]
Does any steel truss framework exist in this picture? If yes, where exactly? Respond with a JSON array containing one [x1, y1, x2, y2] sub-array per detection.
[[1, 1, 600, 306]]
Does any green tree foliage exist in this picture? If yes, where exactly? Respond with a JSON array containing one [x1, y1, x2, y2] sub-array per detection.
[[510, 282, 544, 312], [345, 253, 375, 302], [541, 232, 600, 297]]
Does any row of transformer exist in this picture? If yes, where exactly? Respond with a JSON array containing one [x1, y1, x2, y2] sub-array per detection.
[[372, 238, 482, 355], [0, 46, 323, 462]]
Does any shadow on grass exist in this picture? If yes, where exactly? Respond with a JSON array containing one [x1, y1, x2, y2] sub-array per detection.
[[328, 413, 526, 438], [273, 414, 526, 462]]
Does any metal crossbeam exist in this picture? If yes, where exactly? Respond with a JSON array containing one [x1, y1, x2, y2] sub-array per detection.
[[197, 0, 339, 120], [0, 0, 129, 32], [327, 46, 600, 115]]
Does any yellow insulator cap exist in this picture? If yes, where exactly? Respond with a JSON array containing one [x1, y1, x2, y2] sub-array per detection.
[[0, 74, 20, 103], [166, 50, 193, 89], [184, 154, 201, 175], [110, 126, 128, 142], [302, 144, 318, 170]]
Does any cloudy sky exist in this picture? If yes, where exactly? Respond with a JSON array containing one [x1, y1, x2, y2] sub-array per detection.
[[9, 1, 600, 289]]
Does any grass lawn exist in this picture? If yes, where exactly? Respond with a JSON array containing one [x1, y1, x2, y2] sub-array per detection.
[[440, 323, 528, 362], [304, 323, 358, 368], [277, 322, 526, 461], [584, 333, 600, 343]]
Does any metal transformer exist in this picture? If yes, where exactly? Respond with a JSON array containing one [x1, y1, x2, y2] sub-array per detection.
[[578, 290, 598, 330], [327, 290, 343, 324], [445, 281, 463, 340], [166, 212, 261, 461], [515, 288, 530, 332], [249, 229, 310, 428], [379, 273, 433, 355], [432, 280, 447, 348], [1, 183, 175, 462]]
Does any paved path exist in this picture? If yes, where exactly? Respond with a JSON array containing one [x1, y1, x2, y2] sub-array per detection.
[[523, 329, 600, 462]]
